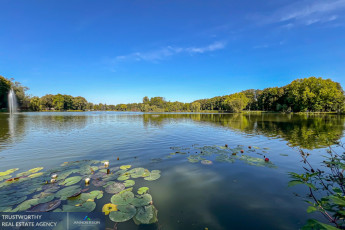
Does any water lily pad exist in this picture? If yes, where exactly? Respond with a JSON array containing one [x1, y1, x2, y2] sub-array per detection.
[[27, 200, 61, 212], [55, 185, 81, 200], [111, 190, 134, 205], [131, 194, 152, 207], [68, 188, 89, 198], [137, 187, 149, 195], [0, 206, 12, 212], [13, 198, 39, 211], [33, 192, 55, 204], [109, 204, 136, 222], [0, 175, 12, 182], [16, 167, 44, 177], [133, 205, 158, 225], [102, 203, 117, 215], [105, 182, 125, 194], [127, 168, 145, 178], [59, 176, 82, 186], [201, 160, 213, 165], [57, 169, 79, 180], [117, 174, 130, 181], [144, 171, 161, 181], [123, 180, 135, 187], [0, 168, 19, 177], [120, 165, 131, 170], [28, 172, 44, 178], [42, 184, 61, 193], [62, 201, 96, 212]]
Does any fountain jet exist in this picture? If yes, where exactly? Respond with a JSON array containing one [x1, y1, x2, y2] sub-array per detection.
[[8, 89, 18, 114]]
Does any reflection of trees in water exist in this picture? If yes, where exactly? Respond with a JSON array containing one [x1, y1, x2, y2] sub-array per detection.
[[0, 114, 27, 148], [141, 113, 345, 149], [26, 113, 90, 132]]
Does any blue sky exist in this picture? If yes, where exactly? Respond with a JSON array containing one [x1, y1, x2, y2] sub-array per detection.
[[1, 0, 345, 104]]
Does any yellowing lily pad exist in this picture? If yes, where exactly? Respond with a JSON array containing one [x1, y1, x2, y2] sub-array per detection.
[[120, 165, 131, 170], [102, 203, 118, 215], [28, 172, 44, 178], [0, 168, 19, 177], [17, 167, 44, 177]]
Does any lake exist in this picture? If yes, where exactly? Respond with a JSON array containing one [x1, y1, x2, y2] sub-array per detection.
[[1, 112, 345, 230]]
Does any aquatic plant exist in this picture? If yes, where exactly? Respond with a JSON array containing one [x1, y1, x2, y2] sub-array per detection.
[[169, 144, 277, 168], [289, 142, 345, 229], [0, 161, 160, 226]]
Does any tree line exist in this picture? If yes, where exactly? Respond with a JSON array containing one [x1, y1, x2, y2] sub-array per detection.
[[1, 75, 345, 113]]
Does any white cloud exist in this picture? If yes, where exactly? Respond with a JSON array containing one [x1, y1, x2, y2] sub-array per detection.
[[262, 0, 345, 27], [113, 41, 226, 63]]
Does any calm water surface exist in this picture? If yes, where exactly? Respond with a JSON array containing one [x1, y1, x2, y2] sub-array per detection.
[[1, 112, 345, 230]]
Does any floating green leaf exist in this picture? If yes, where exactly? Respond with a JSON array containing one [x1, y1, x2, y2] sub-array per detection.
[[133, 205, 158, 225], [16, 167, 44, 177], [62, 201, 96, 212], [0, 168, 19, 177], [131, 194, 152, 207], [13, 199, 39, 212], [123, 180, 135, 187], [144, 171, 161, 181], [111, 190, 134, 205], [28, 172, 44, 178], [59, 176, 82, 186], [55, 185, 81, 200], [201, 160, 213, 165], [27, 200, 61, 212], [120, 165, 131, 170], [109, 204, 136, 222], [0, 175, 11, 182], [117, 174, 130, 181], [137, 187, 149, 195]]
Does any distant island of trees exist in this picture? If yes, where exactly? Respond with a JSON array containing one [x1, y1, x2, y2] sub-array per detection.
[[1, 75, 344, 113]]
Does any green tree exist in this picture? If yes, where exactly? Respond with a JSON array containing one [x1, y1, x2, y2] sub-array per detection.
[[223, 93, 249, 112], [11, 81, 30, 110], [286, 77, 345, 112], [53, 94, 65, 110], [143, 96, 149, 104], [0, 75, 12, 109], [30, 97, 41, 111], [40, 94, 54, 110], [190, 102, 201, 112], [72, 96, 87, 110]]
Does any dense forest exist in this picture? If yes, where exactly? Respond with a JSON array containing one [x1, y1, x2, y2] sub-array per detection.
[[1, 75, 345, 113]]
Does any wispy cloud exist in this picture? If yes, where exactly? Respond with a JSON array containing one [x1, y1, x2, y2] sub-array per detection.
[[259, 0, 345, 27], [113, 41, 226, 63]]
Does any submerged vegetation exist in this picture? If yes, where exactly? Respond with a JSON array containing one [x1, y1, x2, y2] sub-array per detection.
[[1, 75, 345, 113], [0, 160, 160, 227]]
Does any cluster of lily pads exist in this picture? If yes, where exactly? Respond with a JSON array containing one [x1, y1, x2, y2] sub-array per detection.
[[169, 145, 277, 168], [0, 160, 160, 226]]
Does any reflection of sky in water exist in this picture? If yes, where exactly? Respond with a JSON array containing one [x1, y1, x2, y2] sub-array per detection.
[[0, 112, 344, 229]]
